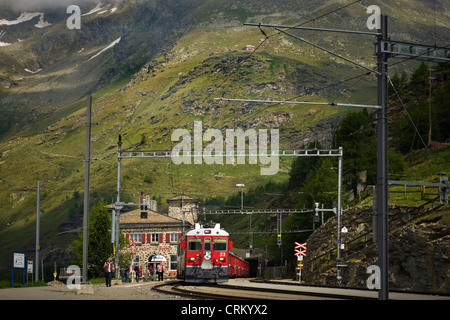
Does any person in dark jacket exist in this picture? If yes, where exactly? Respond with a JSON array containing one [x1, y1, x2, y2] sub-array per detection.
[[134, 264, 140, 282], [124, 263, 130, 283], [103, 258, 114, 287]]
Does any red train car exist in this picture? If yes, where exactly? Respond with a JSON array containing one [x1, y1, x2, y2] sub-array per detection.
[[177, 222, 249, 283], [228, 251, 250, 278]]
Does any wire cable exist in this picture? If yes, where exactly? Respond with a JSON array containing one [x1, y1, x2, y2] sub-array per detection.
[[169, 0, 364, 130], [232, 71, 372, 128]]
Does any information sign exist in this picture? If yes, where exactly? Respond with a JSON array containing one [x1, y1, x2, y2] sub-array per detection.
[[13, 252, 25, 268], [12, 251, 26, 287]]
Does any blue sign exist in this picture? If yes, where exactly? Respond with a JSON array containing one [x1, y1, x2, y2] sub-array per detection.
[[12, 251, 26, 288]]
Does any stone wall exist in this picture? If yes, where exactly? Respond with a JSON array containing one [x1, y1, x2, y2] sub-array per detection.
[[303, 205, 450, 294]]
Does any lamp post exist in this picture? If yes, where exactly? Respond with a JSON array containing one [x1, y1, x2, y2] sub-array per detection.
[[236, 184, 245, 211], [236, 183, 252, 251]]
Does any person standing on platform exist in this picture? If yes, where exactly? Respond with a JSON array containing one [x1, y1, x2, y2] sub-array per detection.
[[157, 262, 164, 281], [103, 258, 114, 287], [134, 263, 140, 282], [124, 263, 130, 283], [148, 264, 153, 281]]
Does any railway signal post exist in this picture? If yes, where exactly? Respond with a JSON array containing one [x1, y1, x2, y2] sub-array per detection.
[[294, 242, 307, 282]]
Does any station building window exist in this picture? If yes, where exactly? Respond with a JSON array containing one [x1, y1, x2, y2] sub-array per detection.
[[129, 234, 142, 243], [170, 233, 179, 243]]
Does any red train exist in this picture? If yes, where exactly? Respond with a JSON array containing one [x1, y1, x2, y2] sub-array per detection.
[[177, 222, 250, 283]]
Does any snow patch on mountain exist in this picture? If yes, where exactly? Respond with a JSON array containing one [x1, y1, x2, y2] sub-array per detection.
[[24, 68, 43, 74], [82, 2, 112, 16], [88, 37, 121, 61], [0, 12, 51, 28], [34, 13, 51, 28]]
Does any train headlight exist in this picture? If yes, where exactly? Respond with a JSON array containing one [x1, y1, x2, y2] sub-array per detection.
[[188, 257, 196, 262], [219, 257, 226, 262]]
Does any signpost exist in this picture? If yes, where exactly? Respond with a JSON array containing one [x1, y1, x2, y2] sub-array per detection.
[[12, 251, 26, 288], [294, 242, 307, 282], [27, 261, 33, 285]]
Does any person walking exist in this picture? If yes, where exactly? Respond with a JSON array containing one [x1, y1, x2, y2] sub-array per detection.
[[124, 263, 130, 283], [103, 258, 114, 287], [144, 262, 150, 281], [152, 263, 157, 281], [134, 263, 140, 282], [148, 264, 153, 281], [157, 262, 164, 281], [121, 265, 125, 283]]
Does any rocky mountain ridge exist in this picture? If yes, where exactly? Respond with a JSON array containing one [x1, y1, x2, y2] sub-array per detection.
[[1, 0, 449, 138]]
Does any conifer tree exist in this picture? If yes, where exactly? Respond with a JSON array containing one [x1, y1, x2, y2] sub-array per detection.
[[69, 201, 112, 278]]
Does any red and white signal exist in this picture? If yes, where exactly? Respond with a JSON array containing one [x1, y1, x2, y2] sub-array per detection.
[[294, 242, 307, 257]]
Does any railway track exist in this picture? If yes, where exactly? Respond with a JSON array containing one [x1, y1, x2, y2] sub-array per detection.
[[152, 280, 240, 300], [152, 279, 450, 300], [152, 280, 348, 300]]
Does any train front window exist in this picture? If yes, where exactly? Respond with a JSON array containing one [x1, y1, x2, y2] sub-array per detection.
[[213, 238, 227, 251], [188, 238, 202, 251], [204, 238, 211, 251]]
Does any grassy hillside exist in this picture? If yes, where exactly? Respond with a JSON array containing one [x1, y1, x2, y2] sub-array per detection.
[[0, 0, 448, 281], [0, 23, 360, 279]]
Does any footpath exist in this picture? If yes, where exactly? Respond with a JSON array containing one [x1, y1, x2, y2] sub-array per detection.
[[0, 279, 180, 300]]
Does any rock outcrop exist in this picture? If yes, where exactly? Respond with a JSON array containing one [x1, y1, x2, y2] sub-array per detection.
[[303, 205, 450, 294]]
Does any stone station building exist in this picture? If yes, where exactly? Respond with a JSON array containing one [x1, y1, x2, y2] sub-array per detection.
[[118, 193, 198, 278]]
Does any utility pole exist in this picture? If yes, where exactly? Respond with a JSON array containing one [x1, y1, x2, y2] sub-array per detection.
[[82, 95, 92, 283], [428, 68, 433, 146], [336, 146, 343, 281], [373, 25, 449, 299], [236, 183, 252, 251], [35, 181, 40, 282], [242, 11, 450, 300], [114, 135, 122, 279], [376, 15, 389, 301], [236, 184, 244, 211]]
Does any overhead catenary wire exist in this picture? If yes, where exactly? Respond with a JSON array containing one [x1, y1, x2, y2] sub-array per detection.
[[272, 26, 379, 76], [159, 0, 366, 193], [214, 97, 380, 109], [218, 1, 374, 128], [229, 71, 373, 128], [167, 0, 365, 133], [127, 0, 367, 191]]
